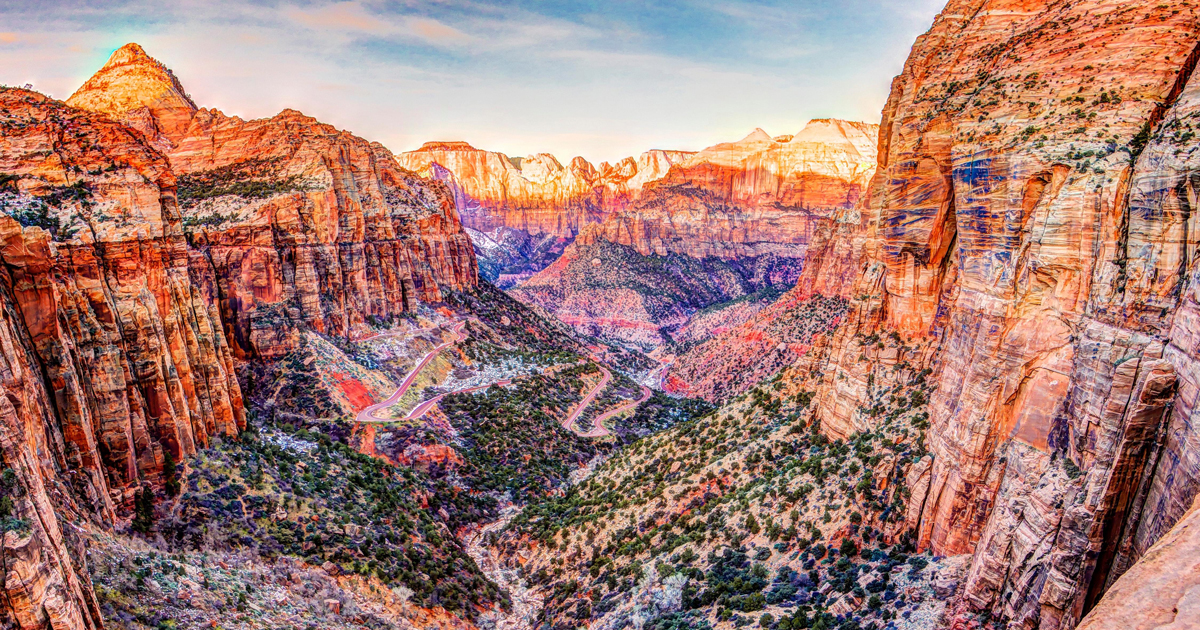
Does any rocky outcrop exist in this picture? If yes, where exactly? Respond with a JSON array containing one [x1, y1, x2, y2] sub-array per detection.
[[400, 121, 876, 285], [767, 1, 1200, 628], [1076, 492, 1200, 630], [0, 43, 480, 629], [0, 86, 247, 629], [69, 45, 478, 359], [397, 141, 689, 239], [507, 121, 878, 349], [66, 42, 197, 152]]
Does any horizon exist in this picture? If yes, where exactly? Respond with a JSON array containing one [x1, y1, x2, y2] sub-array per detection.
[[0, 0, 943, 164]]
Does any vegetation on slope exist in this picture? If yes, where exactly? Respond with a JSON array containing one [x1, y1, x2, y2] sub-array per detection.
[[495, 333, 944, 630], [161, 423, 507, 620]]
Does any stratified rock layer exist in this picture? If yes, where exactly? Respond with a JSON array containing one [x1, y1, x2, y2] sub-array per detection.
[[767, 1, 1200, 628], [69, 46, 478, 360], [506, 120, 878, 350], [399, 120, 877, 285], [0, 87, 245, 630], [0, 43, 480, 629]]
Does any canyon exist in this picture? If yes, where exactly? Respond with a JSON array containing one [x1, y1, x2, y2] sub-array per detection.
[[2, 0, 1200, 628], [498, 121, 877, 350], [644, 0, 1200, 628]]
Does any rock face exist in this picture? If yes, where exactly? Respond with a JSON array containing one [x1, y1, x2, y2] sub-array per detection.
[[0, 44, 478, 629], [69, 44, 478, 359], [0, 87, 245, 630], [399, 121, 877, 286], [66, 43, 197, 151], [766, 1, 1200, 628], [1076, 492, 1200, 630], [397, 142, 690, 285], [506, 121, 878, 349], [397, 141, 689, 240]]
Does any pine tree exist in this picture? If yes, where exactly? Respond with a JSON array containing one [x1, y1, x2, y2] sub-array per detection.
[[164, 451, 180, 497], [132, 486, 155, 534]]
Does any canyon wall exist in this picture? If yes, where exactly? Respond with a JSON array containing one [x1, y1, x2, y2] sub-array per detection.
[[783, 1, 1200, 627], [0, 43, 479, 629], [399, 121, 877, 286], [505, 121, 878, 350], [69, 44, 478, 359], [0, 87, 244, 630], [397, 141, 689, 239]]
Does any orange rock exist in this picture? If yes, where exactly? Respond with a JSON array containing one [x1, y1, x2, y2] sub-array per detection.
[[776, 1, 1200, 628]]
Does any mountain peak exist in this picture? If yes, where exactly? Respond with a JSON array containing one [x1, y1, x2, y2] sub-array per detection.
[[416, 141, 479, 152], [67, 43, 197, 143], [740, 128, 774, 143], [105, 42, 153, 67]]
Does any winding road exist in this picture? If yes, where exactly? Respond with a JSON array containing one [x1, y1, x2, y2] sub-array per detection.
[[353, 321, 652, 434], [582, 384, 652, 437], [561, 366, 611, 435], [561, 366, 653, 438], [355, 321, 467, 423]]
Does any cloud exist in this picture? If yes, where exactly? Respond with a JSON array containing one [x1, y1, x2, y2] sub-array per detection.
[[404, 16, 472, 44], [284, 1, 473, 47], [0, 0, 942, 162], [288, 2, 388, 33]]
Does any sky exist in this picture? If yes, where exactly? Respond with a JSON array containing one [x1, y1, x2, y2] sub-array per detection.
[[0, 0, 945, 164]]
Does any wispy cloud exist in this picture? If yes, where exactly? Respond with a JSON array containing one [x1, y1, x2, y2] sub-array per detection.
[[0, 0, 942, 162]]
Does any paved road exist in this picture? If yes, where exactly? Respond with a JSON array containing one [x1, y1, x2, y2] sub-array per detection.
[[562, 366, 612, 435], [382, 379, 512, 424], [561, 367, 653, 438], [355, 321, 467, 423], [579, 384, 652, 438]]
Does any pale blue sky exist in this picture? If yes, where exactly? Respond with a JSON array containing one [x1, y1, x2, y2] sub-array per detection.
[[0, 0, 944, 162]]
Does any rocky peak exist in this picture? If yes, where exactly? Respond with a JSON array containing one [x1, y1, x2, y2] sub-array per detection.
[[417, 140, 478, 152], [739, 127, 774, 143], [67, 43, 197, 146], [790, 118, 878, 157]]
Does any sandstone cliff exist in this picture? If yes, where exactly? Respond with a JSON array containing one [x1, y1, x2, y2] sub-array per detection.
[[0, 87, 244, 629], [396, 141, 690, 240], [738, 1, 1200, 628], [0, 43, 480, 629], [70, 44, 478, 359], [505, 120, 878, 350], [399, 120, 876, 286]]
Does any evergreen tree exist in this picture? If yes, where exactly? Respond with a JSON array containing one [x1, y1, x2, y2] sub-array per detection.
[[132, 486, 155, 534]]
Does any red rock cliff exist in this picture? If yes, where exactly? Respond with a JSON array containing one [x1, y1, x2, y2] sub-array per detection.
[[70, 44, 479, 359], [396, 141, 691, 238], [0, 43, 481, 629], [400, 120, 877, 257], [0, 87, 245, 629], [785, 1, 1200, 628]]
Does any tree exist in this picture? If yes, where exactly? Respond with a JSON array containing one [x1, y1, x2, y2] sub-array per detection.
[[839, 537, 858, 558], [132, 485, 155, 534], [164, 451, 181, 497]]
